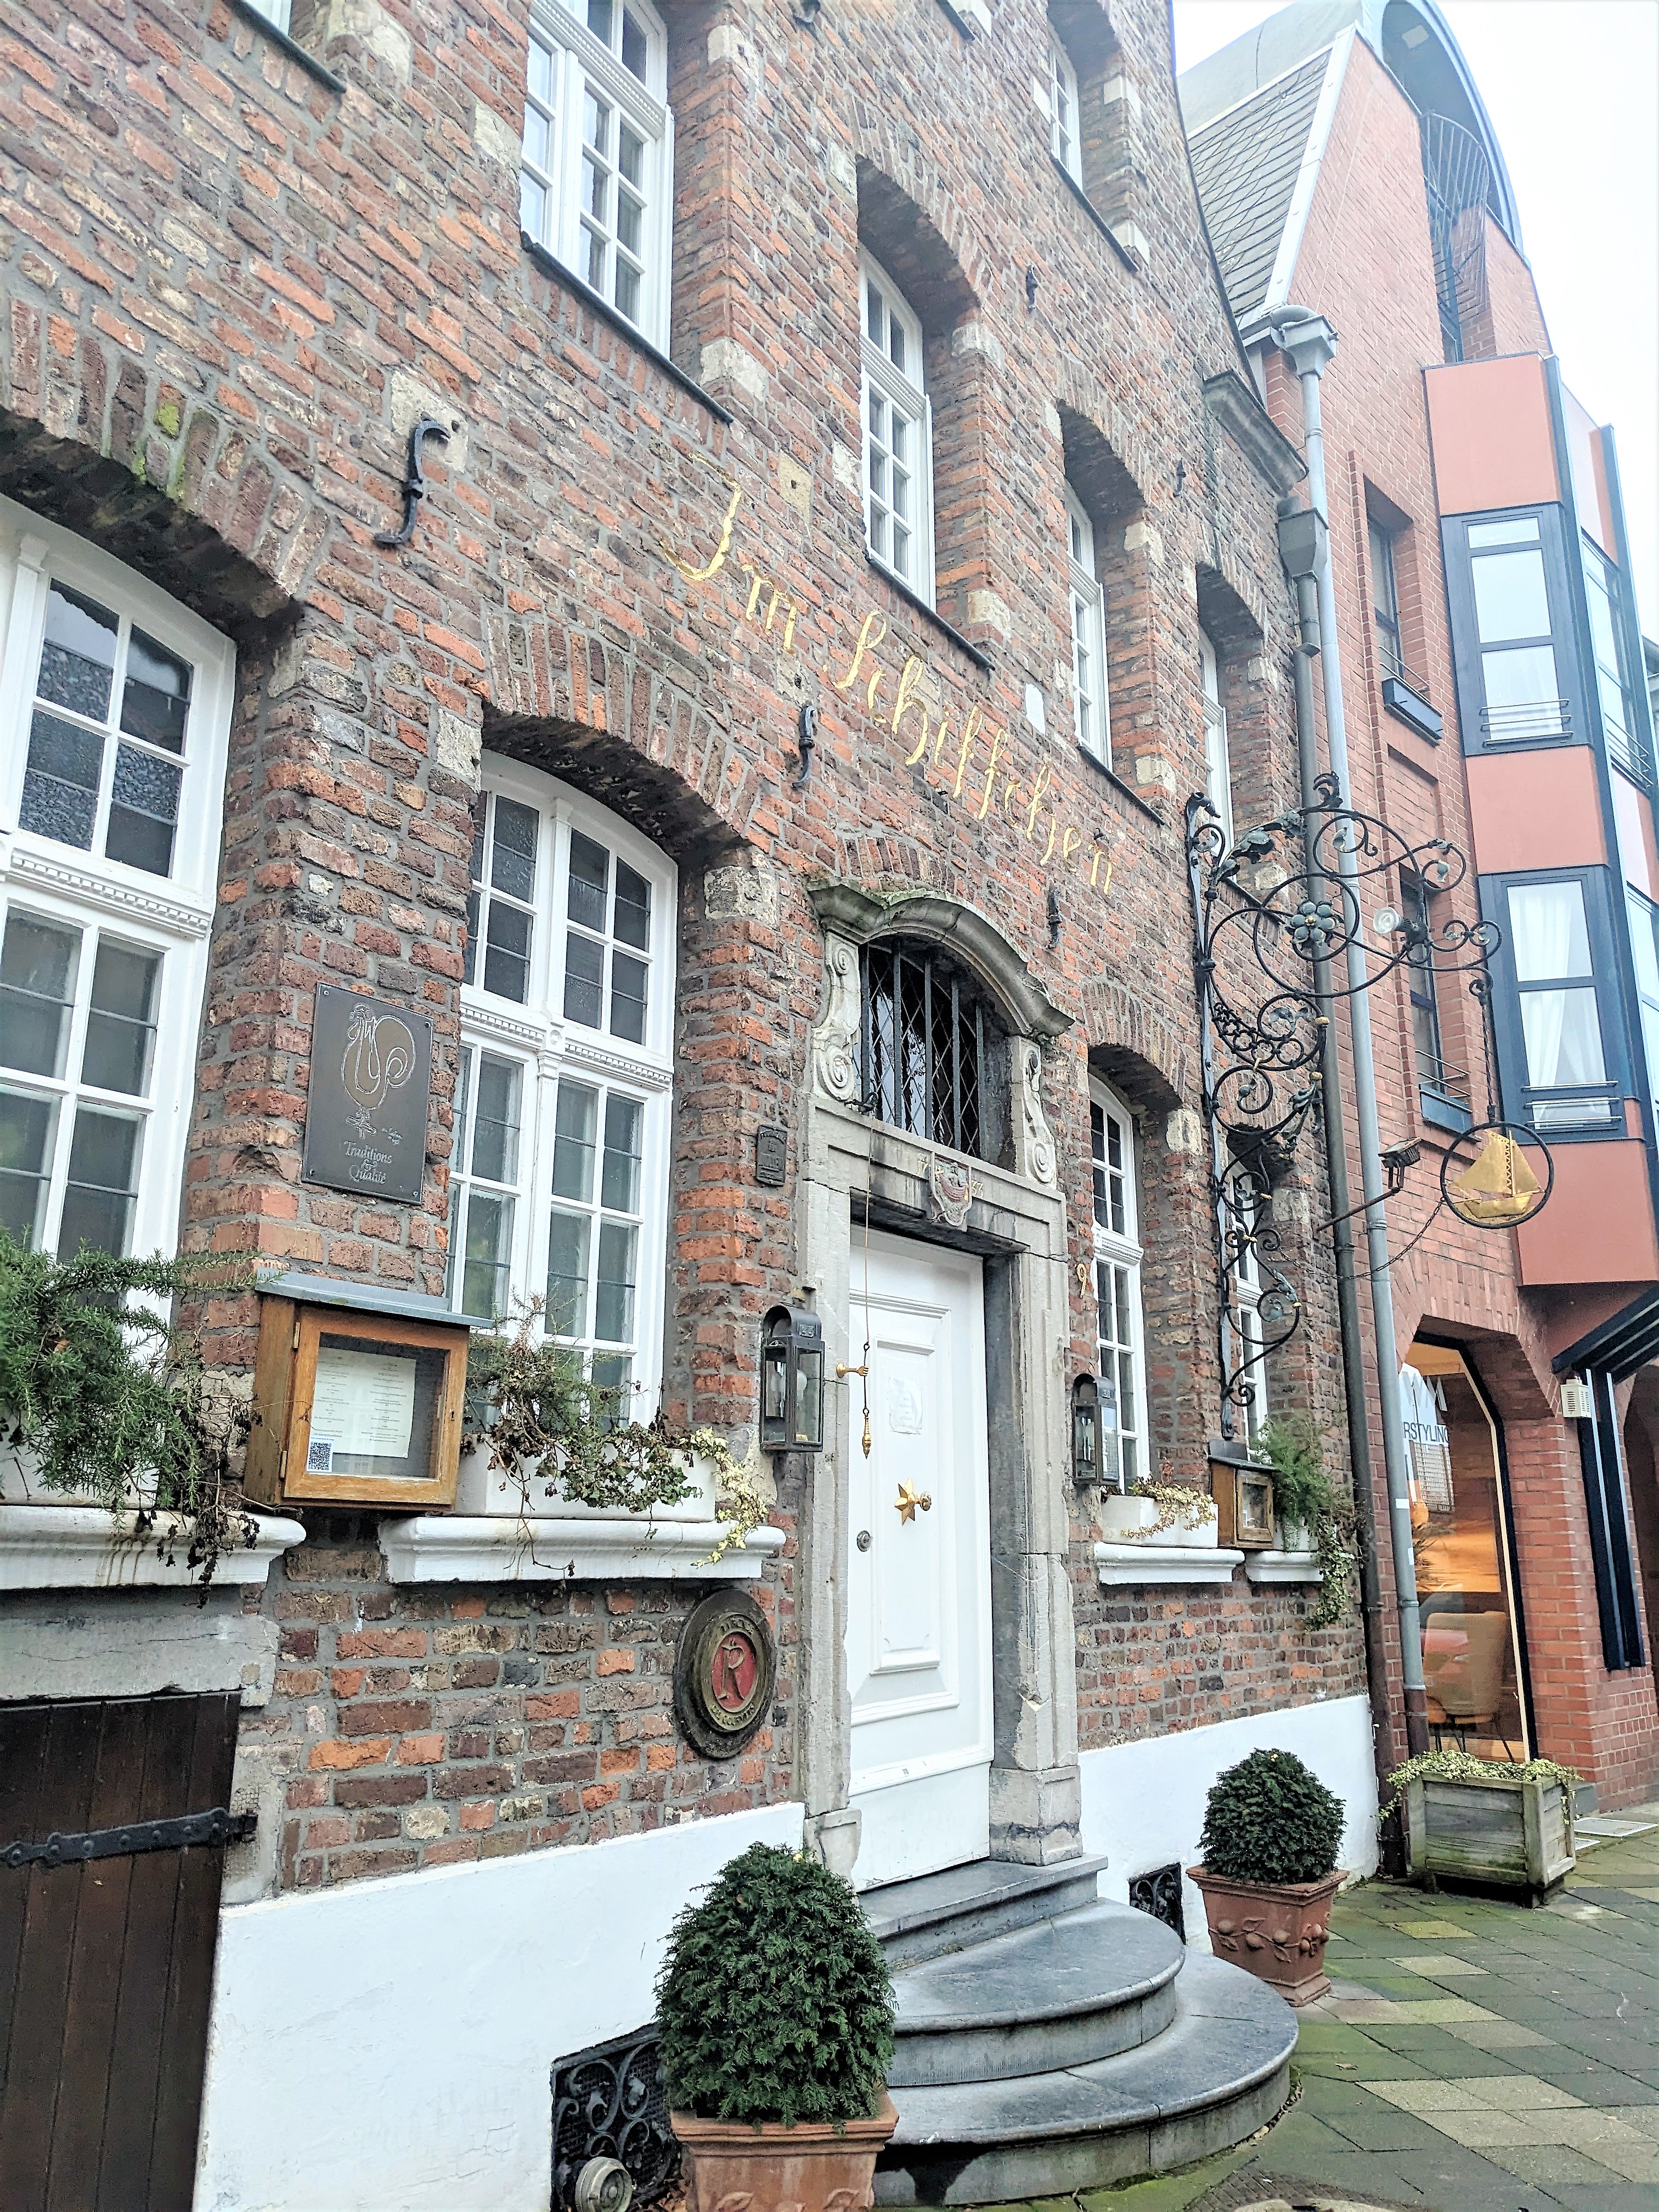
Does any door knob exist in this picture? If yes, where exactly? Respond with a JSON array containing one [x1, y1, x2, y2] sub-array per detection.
[[855, 1528, 872, 1551], [895, 1482, 932, 1523]]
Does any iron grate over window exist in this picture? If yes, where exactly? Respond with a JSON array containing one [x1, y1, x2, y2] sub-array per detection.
[[1128, 1862, 1186, 1942], [860, 940, 1002, 1160]]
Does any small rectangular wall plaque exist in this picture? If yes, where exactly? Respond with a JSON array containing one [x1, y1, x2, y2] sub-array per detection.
[[754, 1127, 787, 1187], [301, 983, 433, 1205]]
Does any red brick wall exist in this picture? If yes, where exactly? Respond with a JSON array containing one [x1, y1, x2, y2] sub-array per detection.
[[1, 0, 1373, 1883]]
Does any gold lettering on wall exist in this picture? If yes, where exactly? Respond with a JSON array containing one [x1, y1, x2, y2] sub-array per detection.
[[658, 488, 1116, 901]]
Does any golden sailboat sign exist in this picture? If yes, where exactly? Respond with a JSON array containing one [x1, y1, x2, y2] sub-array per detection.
[[1441, 1122, 1552, 1229]]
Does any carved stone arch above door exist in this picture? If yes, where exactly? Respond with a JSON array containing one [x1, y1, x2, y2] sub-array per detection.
[[810, 885, 1072, 1043]]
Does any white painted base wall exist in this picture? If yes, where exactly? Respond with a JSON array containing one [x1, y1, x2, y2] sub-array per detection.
[[1079, 1694, 1379, 1949], [195, 1801, 803, 2212]]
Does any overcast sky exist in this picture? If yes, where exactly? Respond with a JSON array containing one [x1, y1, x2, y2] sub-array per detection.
[[1172, 0, 1659, 640]]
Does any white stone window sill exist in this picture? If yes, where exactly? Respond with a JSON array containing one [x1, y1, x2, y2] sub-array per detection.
[[0, 1505, 305, 1591], [1244, 1548, 1324, 1585], [379, 1515, 786, 1584], [1093, 1541, 1245, 1588]]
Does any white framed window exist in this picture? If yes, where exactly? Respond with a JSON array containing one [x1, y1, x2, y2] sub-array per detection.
[[452, 756, 676, 1415], [860, 251, 935, 604], [1222, 1169, 1268, 1448], [1200, 627, 1233, 845], [1090, 1082, 1148, 1490], [1066, 487, 1109, 764], [1049, 36, 1082, 181], [239, 0, 292, 30], [0, 499, 232, 1261], [520, 0, 673, 346]]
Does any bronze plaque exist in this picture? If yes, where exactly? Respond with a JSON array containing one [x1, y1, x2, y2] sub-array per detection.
[[754, 1126, 787, 1187], [301, 984, 433, 1205]]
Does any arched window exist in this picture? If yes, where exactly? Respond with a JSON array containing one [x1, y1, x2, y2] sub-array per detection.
[[1090, 1081, 1148, 1489], [860, 939, 1005, 1160], [1066, 485, 1108, 764], [0, 499, 232, 1260], [520, 0, 674, 345], [450, 757, 676, 1415], [860, 251, 935, 603]]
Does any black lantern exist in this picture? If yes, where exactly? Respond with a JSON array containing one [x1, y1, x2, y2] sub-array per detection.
[[759, 1305, 825, 1453], [1072, 1374, 1100, 1484]]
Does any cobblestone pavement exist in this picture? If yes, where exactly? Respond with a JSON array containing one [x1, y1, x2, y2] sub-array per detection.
[[914, 1803, 1659, 2212]]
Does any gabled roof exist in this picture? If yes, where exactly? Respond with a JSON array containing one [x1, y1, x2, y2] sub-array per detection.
[[1186, 49, 1334, 322]]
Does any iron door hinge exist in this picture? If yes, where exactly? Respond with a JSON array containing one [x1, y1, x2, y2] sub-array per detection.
[[2, 1807, 256, 1869]]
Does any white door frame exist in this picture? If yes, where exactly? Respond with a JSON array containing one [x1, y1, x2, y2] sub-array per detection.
[[795, 901, 1079, 1882]]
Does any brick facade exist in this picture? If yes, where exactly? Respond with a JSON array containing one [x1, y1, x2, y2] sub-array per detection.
[[2, 0, 1369, 1894]]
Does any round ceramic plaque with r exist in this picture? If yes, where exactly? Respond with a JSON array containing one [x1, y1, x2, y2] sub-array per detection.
[[673, 1590, 776, 1760]]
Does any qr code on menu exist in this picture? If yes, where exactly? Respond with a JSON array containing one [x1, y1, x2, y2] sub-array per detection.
[[307, 1437, 335, 1474]]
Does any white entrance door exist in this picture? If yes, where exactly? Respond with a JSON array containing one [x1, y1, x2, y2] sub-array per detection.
[[847, 1230, 992, 1888]]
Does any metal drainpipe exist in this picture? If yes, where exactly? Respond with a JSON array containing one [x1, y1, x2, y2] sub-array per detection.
[[1263, 307, 1430, 1759], [1278, 499, 1403, 1827]]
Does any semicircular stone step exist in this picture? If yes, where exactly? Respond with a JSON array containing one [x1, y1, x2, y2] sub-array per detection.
[[877, 1951, 1299, 2207], [888, 1901, 1184, 2087]]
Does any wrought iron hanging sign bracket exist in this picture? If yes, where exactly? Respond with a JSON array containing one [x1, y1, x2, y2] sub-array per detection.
[[1186, 781, 1552, 1426]]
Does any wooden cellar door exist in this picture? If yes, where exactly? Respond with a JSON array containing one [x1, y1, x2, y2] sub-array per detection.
[[0, 1692, 244, 2212]]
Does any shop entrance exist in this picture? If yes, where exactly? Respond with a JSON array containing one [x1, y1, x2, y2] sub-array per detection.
[[846, 1230, 992, 1887], [1402, 1342, 1531, 1759]]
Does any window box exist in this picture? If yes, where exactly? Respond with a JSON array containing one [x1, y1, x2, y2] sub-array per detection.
[[1403, 1770, 1575, 1898], [1419, 1084, 1473, 1135], [1093, 1488, 1239, 1585], [1381, 675, 1442, 742], [1244, 1544, 1323, 1587], [378, 1514, 784, 1585]]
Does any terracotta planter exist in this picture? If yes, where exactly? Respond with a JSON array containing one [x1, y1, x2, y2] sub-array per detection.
[[671, 2094, 898, 2211], [1188, 1864, 1344, 2005]]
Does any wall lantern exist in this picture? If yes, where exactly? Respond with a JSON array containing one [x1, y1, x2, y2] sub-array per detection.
[[1072, 1374, 1100, 1484], [760, 1304, 825, 1454]]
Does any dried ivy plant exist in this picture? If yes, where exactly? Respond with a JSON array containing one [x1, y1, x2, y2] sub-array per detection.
[[463, 1302, 761, 1560], [0, 1232, 257, 1592], [1124, 1480, 1218, 1537], [1381, 1747, 1581, 1821]]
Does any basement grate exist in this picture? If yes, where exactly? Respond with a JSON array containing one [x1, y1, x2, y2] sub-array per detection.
[[1127, 1861, 1186, 1940], [551, 2027, 678, 2208]]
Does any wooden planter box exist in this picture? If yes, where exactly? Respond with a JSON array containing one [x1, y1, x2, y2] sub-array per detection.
[[1404, 1772, 1575, 1898], [671, 2095, 897, 2211]]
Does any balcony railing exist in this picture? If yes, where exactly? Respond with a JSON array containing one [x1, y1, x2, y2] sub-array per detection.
[[1480, 699, 1571, 742], [1417, 1049, 1473, 1134]]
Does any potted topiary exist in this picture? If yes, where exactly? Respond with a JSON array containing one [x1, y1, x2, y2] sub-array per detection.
[[657, 1842, 898, 2210], [1188, 1748, 1346, 2005]]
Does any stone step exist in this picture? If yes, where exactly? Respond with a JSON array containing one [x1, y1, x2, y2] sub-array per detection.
[[861, 1854, 1107, 1967], [876, 1953, 1297, 2208], [889, 1902, 1182, 2087]]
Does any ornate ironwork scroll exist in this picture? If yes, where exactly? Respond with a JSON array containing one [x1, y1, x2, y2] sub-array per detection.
[[1187, 777, 1532, 1433], [551, 2029, 678, 2209], [1128, 1861, 1186, 1942]]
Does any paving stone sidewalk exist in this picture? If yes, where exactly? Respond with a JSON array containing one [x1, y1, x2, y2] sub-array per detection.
[[915, 1803, 1659, 2212]]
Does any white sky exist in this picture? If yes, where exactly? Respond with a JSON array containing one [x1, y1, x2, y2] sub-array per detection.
[[1172, 0, 1659, 639]]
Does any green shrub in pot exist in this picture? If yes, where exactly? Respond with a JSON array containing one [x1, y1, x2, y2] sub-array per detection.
[[1190, 1749, 1347, 2005], [657, 1842, 895, 2126], [1199, 1747, 1345, 1884]]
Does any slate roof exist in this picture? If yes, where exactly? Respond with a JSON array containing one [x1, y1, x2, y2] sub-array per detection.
[[1187, 50, 1333, 321]]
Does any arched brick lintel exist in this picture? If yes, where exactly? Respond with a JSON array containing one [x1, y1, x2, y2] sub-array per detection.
[[482, 608, 757, 865], [1079, 976, 1192, 1113], [0, 302, 329, 632]]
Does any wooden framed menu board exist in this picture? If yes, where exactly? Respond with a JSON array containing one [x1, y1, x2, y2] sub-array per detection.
[[246, 1287, 469, 1510]]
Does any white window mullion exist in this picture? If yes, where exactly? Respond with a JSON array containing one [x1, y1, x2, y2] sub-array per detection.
[[860, 250, 935, 607]]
